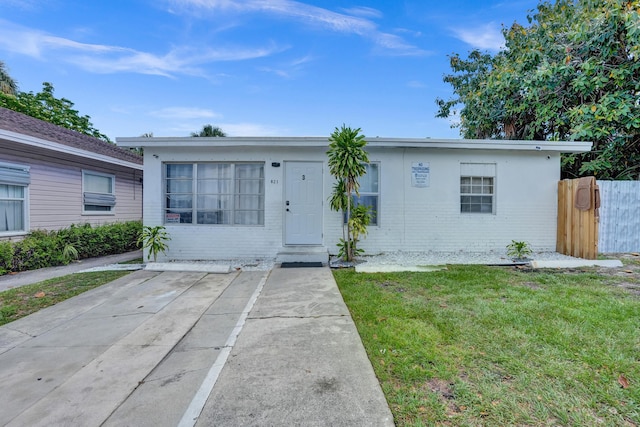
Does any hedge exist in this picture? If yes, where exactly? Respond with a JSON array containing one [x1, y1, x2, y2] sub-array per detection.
[[0, 221, 142, 276]]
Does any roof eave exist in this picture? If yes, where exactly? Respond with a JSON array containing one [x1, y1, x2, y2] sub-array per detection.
[[2, 130, 143, 170], [116, 136, 592, 153]]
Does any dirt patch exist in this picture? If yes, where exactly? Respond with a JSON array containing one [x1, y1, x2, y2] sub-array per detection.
[[520, 253, 640, 296], [379, 281, 406, 292], [427, 378, 454, 399], [564, 252, 640, 297], [426, 378, 462, 415], [522, 281, 543, 290], [595, 254, 640, 295]]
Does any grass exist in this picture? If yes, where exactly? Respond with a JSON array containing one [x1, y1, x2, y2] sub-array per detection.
[[334, 265, 640, 426], [0, 270, 131, 326], [119, 257, 144, 264]]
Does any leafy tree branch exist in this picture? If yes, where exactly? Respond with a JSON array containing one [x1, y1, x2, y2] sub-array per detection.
[[437, 0, 640, 179]]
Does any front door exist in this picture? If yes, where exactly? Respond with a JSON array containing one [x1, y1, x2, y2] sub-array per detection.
[[284, 161, 323, 245]]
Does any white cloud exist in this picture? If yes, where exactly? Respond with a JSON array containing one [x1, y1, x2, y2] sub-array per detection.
[[339, 6, 383, 19], [451, 22, 505, 51], [258, 54, 316, 79], [152, 118, 285, 137], [258, 66, 291, 78], [373, 33, 432, 56], [219, 122, 286, 136], [290, 54, 315, 67], [167, 0, 428, 56], [407, 80, 426, 89], [149, 107, 221, 120], [0, 0, 40, 10], [0, 19, 284, 77]]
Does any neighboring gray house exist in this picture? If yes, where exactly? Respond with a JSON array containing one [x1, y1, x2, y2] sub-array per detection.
[[0, 107, 143, 239], [117, 136, 591, 262]]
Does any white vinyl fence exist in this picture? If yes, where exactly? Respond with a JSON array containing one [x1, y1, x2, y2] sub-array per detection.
[[598, 181, 640, 253]]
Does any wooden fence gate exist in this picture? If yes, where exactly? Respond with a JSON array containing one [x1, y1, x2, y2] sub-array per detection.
[[557, 177, 599, 259]]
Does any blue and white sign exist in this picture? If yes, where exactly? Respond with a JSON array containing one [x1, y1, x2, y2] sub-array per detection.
[[411, 162, 430, 187]]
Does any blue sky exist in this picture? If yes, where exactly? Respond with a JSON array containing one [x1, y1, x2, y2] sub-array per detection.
[[0, 0, 537, 140]]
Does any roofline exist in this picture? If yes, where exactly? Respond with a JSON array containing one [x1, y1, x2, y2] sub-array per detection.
[[2, 130, 143, 170], [116, 136, 592, 153]]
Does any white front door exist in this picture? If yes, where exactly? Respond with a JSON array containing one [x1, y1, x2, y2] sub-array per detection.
[[284, 161, 323, 245]]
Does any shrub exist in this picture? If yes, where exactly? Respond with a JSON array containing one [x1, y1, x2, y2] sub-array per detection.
[[2, 220, 142, 275], [506, 240, 533, 260], [0, 241, 13, 275], [12, 230, 65, 271]]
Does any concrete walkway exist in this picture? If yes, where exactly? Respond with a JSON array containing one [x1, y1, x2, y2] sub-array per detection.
[[0, 265, 393, 426], [0, 250, 143, 292]]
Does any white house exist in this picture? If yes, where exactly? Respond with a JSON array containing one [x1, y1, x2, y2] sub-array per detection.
[[116, 136, 591, 263]]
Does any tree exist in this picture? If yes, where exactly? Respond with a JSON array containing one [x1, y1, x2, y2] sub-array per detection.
[[191, 124, 227, 137], [0, 61, 17, 96], [327, 125, 370, 262], [0, 82, 111, 142], [436, 0, 640, 179]]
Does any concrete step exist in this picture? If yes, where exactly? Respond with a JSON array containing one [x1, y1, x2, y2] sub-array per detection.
[[276, 247, 329, 264]]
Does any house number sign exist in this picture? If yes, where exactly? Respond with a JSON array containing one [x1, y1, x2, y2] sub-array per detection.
[[411, 162, 430, 188]]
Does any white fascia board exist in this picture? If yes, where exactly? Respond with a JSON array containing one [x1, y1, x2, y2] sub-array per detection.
[[368, 138, 593, 153], [116, 136, 592, 153], [2, 130, 143, 170], [116, 136, 328, 148]]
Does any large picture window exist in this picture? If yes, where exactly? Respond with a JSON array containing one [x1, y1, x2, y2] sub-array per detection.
[[0, 162, 30, 234], [83, 170, 116, 213], [345, 163, 379, 225], [165, 162, 264, 225], [460, 163, 495, 214]]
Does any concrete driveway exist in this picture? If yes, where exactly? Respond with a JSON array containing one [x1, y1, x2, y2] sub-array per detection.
[[0, 266, 393, 426]]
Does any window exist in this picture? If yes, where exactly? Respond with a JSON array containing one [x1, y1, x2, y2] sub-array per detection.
[[460, 163, 495, 214], [345, 163, 379, 225], [165, 163, 264, 225], [0, 162, 30, 234], [83, 170, 116, 213]]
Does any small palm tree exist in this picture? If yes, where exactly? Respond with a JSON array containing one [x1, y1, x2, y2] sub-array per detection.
[[191, 124, 227, 137], [327, 125, 369, 262], [137, 226, 171, 262]]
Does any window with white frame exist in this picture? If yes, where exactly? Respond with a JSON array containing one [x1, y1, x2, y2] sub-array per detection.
[[345, 163, 379, 225], [165, 162, 264, 225], [0, 162, 30, 234], [83, 170, 116, 213], [460, 163, 496, 214]]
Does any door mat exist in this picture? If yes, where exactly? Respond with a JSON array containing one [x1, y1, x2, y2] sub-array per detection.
[[280, 262, 324, 268]]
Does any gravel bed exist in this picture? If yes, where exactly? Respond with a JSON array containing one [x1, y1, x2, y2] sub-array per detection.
[[335, 250, 582, 268], [82, 252, 584, 273], [161, 258, 277, 271]]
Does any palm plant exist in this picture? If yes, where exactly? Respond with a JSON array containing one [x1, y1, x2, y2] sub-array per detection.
[[137, 226, 171, 262], [327, 125, 369, 262], [191, 124, 227, 137], [506, 240, 532, 261]]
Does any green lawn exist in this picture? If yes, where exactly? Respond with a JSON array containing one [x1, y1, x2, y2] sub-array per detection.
[[334, 265, 640, 426], [0, 270, 131, 326]]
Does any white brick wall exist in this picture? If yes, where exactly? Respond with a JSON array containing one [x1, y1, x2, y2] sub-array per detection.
[[142, 145, 561, 260]]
